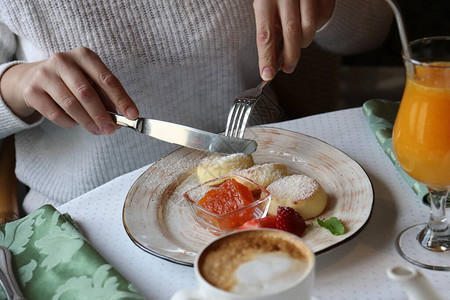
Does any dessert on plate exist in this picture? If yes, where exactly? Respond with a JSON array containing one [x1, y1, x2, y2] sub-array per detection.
[[234, 163, 288, 190], [197, 153, 254, 183], [267, 174, 328, 220], [196, 154, 327, 220], [191, 154, 328, 236]]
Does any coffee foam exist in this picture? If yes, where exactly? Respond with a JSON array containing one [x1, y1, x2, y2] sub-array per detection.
[[198, 230, 311, 296], [232, 252, 309, 295]]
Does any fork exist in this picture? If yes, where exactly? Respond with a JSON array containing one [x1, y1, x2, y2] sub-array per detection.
[[224, 58, 283, 139]]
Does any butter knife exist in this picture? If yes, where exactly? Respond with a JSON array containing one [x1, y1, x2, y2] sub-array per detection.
[[109, 113, 257, 155]]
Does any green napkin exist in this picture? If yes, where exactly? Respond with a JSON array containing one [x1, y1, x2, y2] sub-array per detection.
[[0, 205, 144, 300], [362, 99, 449, 207]]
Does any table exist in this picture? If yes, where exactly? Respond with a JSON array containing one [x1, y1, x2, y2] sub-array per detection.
[[58, 107, 450, 300]]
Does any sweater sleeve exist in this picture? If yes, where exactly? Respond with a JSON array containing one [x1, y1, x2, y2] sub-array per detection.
[[314, 0, 393, 55], [0, 23, 43, 139]]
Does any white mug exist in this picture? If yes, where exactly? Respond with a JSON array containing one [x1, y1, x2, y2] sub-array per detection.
[[171, 229, 315, 300]]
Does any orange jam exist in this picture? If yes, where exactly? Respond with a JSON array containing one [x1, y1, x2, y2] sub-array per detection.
[[198, 178, 255, 230], [198, 179, 254, 214]]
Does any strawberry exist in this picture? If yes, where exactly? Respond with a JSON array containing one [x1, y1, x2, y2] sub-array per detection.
[[238, 215, 277, 230], [276, 206, 306, 237]]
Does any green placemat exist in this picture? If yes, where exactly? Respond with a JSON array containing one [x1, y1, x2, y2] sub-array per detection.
[[362, 99, 449, 207], [0, 205, 145, 300]]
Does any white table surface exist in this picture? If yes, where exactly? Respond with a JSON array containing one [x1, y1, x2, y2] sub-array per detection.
[[58, 107, 450, 300]]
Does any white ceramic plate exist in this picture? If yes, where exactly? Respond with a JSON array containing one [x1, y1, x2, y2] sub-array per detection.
[[122, 127, 374, 266]]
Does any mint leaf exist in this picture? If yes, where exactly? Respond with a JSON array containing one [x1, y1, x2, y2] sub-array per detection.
[[317, 217, 345, 235]]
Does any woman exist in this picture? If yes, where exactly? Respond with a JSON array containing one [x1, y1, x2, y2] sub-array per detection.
[[0, 0, 392, 213]]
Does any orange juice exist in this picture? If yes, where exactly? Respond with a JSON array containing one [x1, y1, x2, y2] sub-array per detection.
[[393, 62, 450, 190]]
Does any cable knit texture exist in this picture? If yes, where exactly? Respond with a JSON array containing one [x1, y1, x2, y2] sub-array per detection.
[[0, 0, 392, 212]]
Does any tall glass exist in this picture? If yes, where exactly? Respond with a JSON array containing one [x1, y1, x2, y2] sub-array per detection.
[[392, 37, 450, 270]]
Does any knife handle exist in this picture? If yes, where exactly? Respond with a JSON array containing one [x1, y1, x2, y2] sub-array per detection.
[[108, 112, 139, 130]]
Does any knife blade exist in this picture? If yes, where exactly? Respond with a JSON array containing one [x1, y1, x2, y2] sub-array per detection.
[[109, 113, 257, 155]]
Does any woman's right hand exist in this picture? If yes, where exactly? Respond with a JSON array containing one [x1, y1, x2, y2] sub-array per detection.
[[253, 0, 335, 81], [0, 46, 139, 135]]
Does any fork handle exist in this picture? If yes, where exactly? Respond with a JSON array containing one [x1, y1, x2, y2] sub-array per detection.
[[256, 80, 271, 93]]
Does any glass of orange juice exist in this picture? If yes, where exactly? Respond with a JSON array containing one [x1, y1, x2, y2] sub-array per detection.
[[392, 36, 450, 270]]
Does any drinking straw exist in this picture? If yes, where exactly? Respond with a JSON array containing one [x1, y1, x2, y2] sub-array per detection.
[[384, 0, 412, 59]]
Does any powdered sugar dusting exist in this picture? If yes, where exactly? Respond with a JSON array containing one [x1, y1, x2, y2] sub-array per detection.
[[157, 154, 200, 176], [235, 163, 288, 188], [267, 174, 319, 203]]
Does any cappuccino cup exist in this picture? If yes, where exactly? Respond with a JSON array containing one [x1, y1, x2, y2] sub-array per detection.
[[171, 229, 315, 300]]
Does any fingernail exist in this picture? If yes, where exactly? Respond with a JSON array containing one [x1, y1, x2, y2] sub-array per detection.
[[262, 67, 274, 81], [283, 65, 295, 74], [103, 123, 116, 135], [93, 126, 102, 135], [126, 107, 138, 119]]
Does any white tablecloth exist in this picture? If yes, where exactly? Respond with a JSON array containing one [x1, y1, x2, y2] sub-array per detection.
[[59, 107, 450, 300]]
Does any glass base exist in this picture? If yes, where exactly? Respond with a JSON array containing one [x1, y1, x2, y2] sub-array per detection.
[[395, 223, 450, 271]]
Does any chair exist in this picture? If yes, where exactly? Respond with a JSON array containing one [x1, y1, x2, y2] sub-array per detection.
[[0, 135, 20, 224]]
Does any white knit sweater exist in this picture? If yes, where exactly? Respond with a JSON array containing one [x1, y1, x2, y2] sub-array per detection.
[[0, 0, 392, 212]]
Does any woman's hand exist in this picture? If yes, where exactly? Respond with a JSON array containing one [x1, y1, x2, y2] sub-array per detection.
[[0, 46, 138, 135], [253, 0, 335, 80]]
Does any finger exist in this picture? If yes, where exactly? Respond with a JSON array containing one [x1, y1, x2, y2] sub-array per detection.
[[299, 0, 319, 48], [23, 85, 77, 129], [93, 83, 122, 129], [73, 47, 139, 119], [254, 0, 279, 81], [43, 76, 102, 135], [55, 53, 116, 135], [278, 0, 301, 73], [94, 84, 118, 113]]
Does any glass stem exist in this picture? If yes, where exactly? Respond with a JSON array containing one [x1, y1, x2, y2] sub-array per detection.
[[428, 189, 449, 231], [418, 188, 450, 251]]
